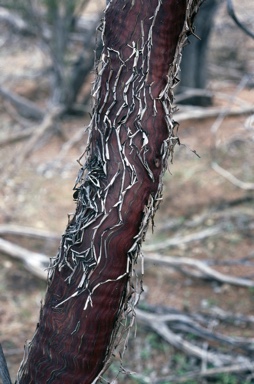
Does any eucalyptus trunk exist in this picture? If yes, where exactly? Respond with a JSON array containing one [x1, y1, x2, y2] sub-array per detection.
[[16, 0, 202, 383]]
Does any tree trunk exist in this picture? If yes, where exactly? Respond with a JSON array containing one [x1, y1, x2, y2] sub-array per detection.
[[16, 1, 202, 383]]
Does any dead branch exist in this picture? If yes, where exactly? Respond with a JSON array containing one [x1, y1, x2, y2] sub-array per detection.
[[176, 88, 253, 107], [1, 234, 253, 288], [0, 6, 34, 36], [176, 89, 213, 103], [49, 126, 86, 167], [212, 162, 254, 191], [126, 355, 254, 383], [3, 100, 34, 128], [152, 362, 254, 383], [0, 237, 48, 280], [1, 349, 24, 357], [136, 307, 254, 350], [0, 86, 44, 121], [1, 233, 254, 375], [143, 226, 222, 251], [227, 0, 254, 39], [245, 113, 254, 132], [1, 223, 253, 288], [145, 208, 254, 252], [0, 128, 34, 148], [169, 321, 254, 350], [202, 306, 254, 325], [144, 253, 254, 287], [0, 224, 59, 241], [175, 105, 254, 122], [209, 63, 245, 81], [11, 106, 63, 167], [0, 6, 99, 39], [136, 309, 247, 366], [156, 203, 254, 233], [210, 75, 251, 137]]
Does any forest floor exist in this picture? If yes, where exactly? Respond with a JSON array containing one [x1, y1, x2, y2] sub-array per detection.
[[0, 2, 254, 384]]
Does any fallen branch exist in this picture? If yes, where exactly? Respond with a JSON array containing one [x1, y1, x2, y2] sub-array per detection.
[[11, 106, 63, 166], [0, 128, 34, 148], [3, 100, 34, 128], [0, 237, 48, 280], [169, 321, 254, 351], [176, 88, 253, 108], [136, 309, 247, 366], [153, 362, 254, 383], [1, 349, 24, 357], [175, 105, 254, 122], [227, 0, 254, 39], [47, 126, 86, 168], [1, 225, 253, 288], [144, 253, 254, 287], [176, 89, 213, 103], [0, 6, 35, 36], [126, 360, 254, 384], [1, 233, 253, 377], [0, 86, 44, 121], [143, 226, 222, 251], [137, 307, 254, 350], [145, 209, 254, 252], [0, 224, 59, 241], [0, 7, 100, 39], [156, 203, 254, 233], [202, 306, 254, 325], [212, 162, 254, 191], [1, 236, 253, 288]]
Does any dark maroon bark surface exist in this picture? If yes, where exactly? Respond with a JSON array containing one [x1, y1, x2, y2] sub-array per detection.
[[16, 1, 191, 383]]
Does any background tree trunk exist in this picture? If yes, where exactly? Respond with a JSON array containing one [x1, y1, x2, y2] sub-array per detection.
[[178, 0, 220, 106], [15, 1, 202, 383]]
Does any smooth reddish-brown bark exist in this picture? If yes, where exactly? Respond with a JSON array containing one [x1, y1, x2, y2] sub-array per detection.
[[16, 1, 200, 383]]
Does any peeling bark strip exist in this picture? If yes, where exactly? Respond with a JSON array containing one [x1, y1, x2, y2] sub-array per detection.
[[16, 1, 201, 383]]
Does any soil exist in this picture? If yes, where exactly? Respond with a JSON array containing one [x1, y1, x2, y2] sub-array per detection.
[[0, 2, 254, 384]]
